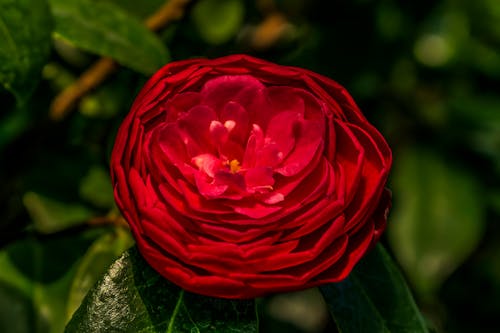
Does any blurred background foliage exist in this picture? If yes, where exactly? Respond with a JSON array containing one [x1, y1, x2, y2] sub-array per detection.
[[0, 0, 499, 332]]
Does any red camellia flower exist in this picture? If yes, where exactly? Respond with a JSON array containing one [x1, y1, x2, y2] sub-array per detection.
[[111, 55, 392, 299]]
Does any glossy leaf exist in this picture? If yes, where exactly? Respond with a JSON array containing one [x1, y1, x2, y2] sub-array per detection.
[[65, 247, 258, 332], [0, 0, 52, 103], [66, 227, 133, 320], [388, 147, 485, 298], [320, 244, 428, 333], [49, 0, 169, 74]]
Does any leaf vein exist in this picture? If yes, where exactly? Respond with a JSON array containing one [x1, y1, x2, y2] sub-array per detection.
[[166, 289, 184, 333]]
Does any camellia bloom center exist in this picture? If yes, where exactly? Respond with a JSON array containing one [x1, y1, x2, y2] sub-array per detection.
[[161, 75, 325, 210]]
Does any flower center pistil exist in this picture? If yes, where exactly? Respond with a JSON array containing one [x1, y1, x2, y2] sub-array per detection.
[[228, 159, 241, 174]]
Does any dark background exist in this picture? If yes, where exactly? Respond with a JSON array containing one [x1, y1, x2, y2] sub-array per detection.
[[1, 0, 499, 332]]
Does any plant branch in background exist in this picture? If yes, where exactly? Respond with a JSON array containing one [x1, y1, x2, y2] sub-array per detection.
[[87, 214, 129, 229], [49, 0, 192, 121]]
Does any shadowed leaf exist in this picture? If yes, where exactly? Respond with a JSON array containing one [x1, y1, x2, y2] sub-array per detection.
[[0, 0, 52, 103], [320, 245, 428, 333]]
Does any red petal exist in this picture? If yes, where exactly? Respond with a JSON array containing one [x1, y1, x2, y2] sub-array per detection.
[[245, 166, 274, 192], [178, 105, 217, 154], [220, 101, 249, 144], [201, 75, 265, 113], [233, 202, 282, 219], [275, 119, 324, 176], [194, 170, 228, 198], [242, 124, 264, 168], [265, 111, 300, 162]]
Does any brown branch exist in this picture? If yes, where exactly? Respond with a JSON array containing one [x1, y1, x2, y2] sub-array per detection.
[[50, 0, 192, 121], [145, 0, 192, 31], [50, 58, 117, 120], [87, 215, 129, 229], [249, 13, 291, 50]]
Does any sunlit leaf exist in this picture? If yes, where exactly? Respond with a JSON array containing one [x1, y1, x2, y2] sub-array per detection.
[[79, 166, 115, 208], [49, 0, 169, 74], [23, 192, 94, 233], [65, 247, 258, 332], [191, 0, 244, 45], [320, 244, 429, 333], [388, 147, 486, 298], [91, 0, 165, 19], [0, 0, 52, 103]]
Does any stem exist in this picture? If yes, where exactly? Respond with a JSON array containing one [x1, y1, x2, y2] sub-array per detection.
[[87, 215, 129, 229], [166, 289, 185, 333], [145, 0, 192, 31], [50, 58, 116, 120]]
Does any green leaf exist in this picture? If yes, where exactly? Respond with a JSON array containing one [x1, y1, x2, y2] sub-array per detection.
[[66, 227, 133, 320], [263, 288, 330, 332], [91, 0, 165, 19], [388, 147, 486, 298], [449, 94, 500, 164], [0, 102, 30, 151], [489, 190, 500, 216], [0, 0, 53, 103], [450, 94, 500, 126], [79, 166, 115, 208], [0, 230, 103, 333], [469, 39, 500, 78], [320, 244, 428, 333], [0, 280, 36, 333], [23, 191, 94, 233], [191, 0, 245, 45], [49, 0, 169, 74], [65, 247, 258, 332]]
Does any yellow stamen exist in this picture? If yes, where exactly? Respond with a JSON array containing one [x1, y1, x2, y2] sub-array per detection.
[[228, 159, 241, 173]]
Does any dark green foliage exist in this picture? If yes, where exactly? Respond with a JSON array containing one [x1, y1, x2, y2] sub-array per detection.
[[0, 0, 52, 103], [320, 245, 428, 333]]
